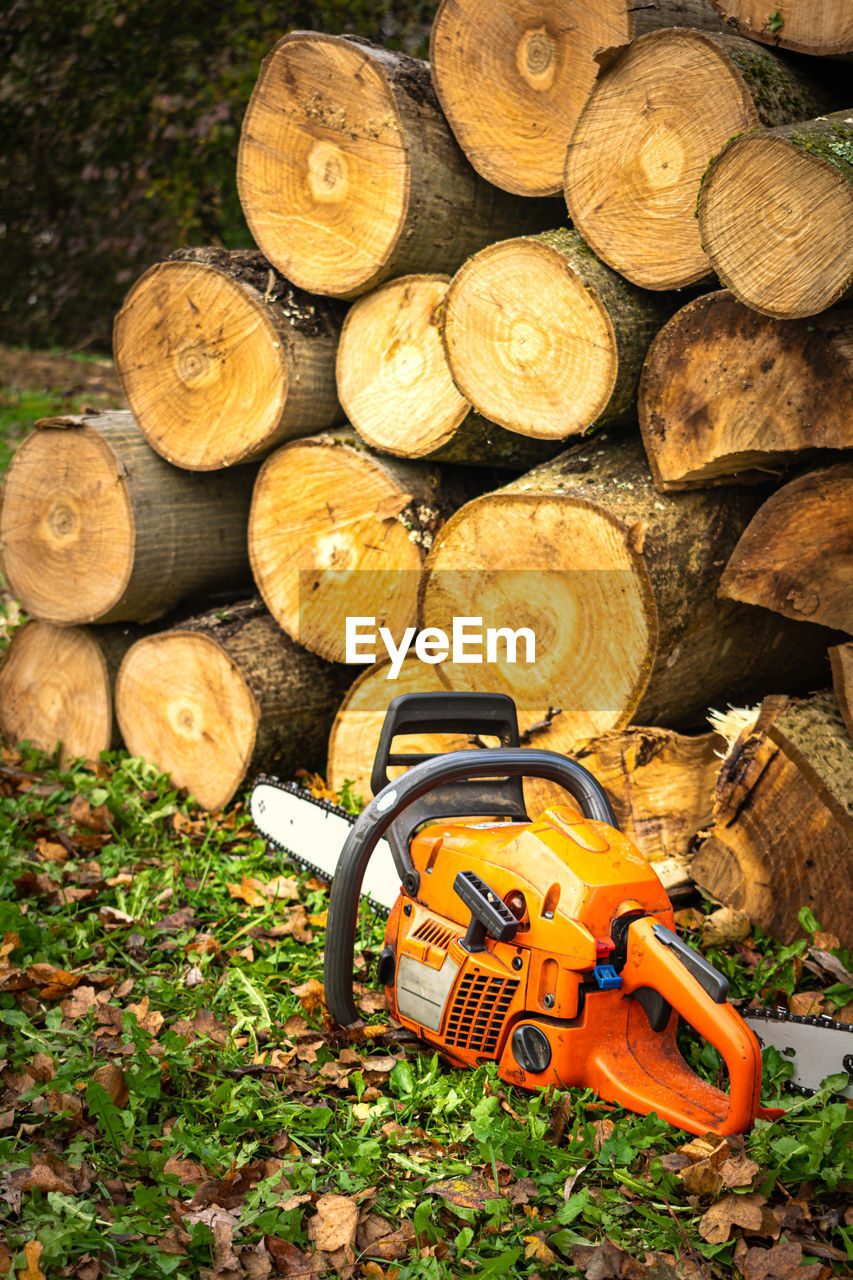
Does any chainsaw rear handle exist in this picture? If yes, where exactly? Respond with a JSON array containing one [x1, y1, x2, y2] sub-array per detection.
[[595, 913, 763, 1134], [325, 747, 617, 1026]]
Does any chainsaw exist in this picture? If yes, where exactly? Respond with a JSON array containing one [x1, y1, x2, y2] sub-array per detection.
[[250, 692, 853, 1131]]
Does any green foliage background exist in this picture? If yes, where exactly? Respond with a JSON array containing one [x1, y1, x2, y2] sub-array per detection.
[[0, 0, 434, 351]]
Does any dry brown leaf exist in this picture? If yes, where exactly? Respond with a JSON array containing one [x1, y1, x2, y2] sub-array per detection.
[[361, 1222, 415, 1262], [508, 1177, 538, 1205], [227, 876, 269, 908], [678, 1136, 730, 1167], [592, 1118, 615, 1152], [127, 996, 164, 1037], [34, 837, 69, 864], [28, 1054, 55, 1083], [570, 1238, 646, 1278], [291, 979, 325, 1016], [22, 1164, 76, 1195], [263, 1235, 316, 1276], [241, 1242, 273, 1280], [16, 1240, 45, 1280], [93, 1062, 129, 1108], [720, 1154, 760, 1189], [701, 907, 752, 948], [698, 1193, 767, 1244], [737, 1239, 818, 1280], [60, 985, 98, 1019], [424, 1174, 492, 1210], [679, 1160, 724, 1198], [307, 1194, 359, 1253], [523, 1233, 556, 1266], [70, 794, 112, 832], [163, 1155, 206, 1185], [789, 992, 824, 1018], [98, 906, 135, 930]]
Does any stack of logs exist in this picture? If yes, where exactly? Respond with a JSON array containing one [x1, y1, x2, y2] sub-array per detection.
[[1, 0, 852, 945]]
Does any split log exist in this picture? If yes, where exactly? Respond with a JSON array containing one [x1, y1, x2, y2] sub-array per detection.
[[829, 643, 853, 738], [336, 274, 558, 468], [564, 29, 833, 290], [429, 0, 726, 198], [442, 230, 672, 439], [113, 249, 344, 470], [0, 621, 141, 761], [697, 110, 853, 318], [524, 726, 725, 866], [114, 600, 350, 811], [0, 412, 255, 624], [718, 462, 853, 634], [248, 430, 482, 664], [638, 293, 853, 490], [690, 691, 853, 947], [419, 430, 837, 749], [710, 1, 853, 56], [236, 32, 557, 299]]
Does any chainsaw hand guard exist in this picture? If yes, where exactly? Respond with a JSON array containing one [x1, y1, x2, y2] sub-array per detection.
[[324, 747, 616, 1027]]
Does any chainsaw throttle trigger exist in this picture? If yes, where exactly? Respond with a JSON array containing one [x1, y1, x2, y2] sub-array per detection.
[[651, 923, 728, 1003], [454, 870, 519, 951]]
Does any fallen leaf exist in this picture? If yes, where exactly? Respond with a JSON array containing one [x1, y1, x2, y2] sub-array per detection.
[[508, 1177, 538, 1205], [307, 1194, 358, 1252], [60, 985, 98, 1019], [789, 992, 824, 1018], [720, 1154, 760, 1189], [737, 1239, 818, 1280], [291, 979, 325, 1016], [163, 1155, 206, 1185], [22, 1164, 76, 1195], [570, 1238, 646, 1278], [592, 1118, 615, 1152], [678, 1160, 723, 1198], [93, 1062, 129, 1108], [701, 907, 752, 948], [34, 838, 69, 864], [524, 1233, 556, 1266], [16, 1241, 45, 1280], [98, 906, 135, 930], [361, 1222, 415, 1262], [424, 1174, 492, 1210], [264, 1235, 315, 1276], [698, 1193, 766, 1244], [70, 794, 112, 832]]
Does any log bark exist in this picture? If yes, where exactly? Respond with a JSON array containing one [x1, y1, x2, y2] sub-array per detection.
[[690, 691, 853, 946], [419, 430, 837, 750], [442, 230, 673, 439], [718, 462, 853, 634], [113, 249, 345, 470], [698, 109, 853, 318], [709, 1, 853, 56], [0, 620, 141, 760], [429, 0, 726, 198], [114, 600, 350, 811], [248, 430, 483, 664], [336, 274, 559, 468], [0, 412, 255, 624], [829, 642, 853, 738], [638, 292, 853, 490], [236, 33, 557, 299], [564, 29, 835, 290]]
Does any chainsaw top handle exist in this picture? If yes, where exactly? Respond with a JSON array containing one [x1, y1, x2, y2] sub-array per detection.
[[324, 747, 617, 1027]]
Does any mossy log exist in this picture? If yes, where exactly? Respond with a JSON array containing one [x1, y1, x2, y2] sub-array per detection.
[[698, 110, 853, 318], [829, 642, 853, 738], [718, 462, 853, 634], [709, 1, 853, 56], [248, 430, 483, 664], [336, 274, 558, 468], [638, 292, 853, 490], [115, 600, 350, 811], [113, 249, 345, 470], [0, 412, 254, 624], [419, 431, 836, 750], [565, 29, 834, 290], [0, 620, 142, 761], [429, 0, 726, 198], [691, 692, 853, 946], [442, 230, 673, 439], [236, 33, 557, 299]]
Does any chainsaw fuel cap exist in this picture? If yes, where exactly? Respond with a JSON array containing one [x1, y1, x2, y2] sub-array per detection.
[[511, 1024, 551, 1074]]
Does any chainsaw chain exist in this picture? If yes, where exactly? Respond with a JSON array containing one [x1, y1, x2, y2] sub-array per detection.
[[741, 1005, 853, 1097]]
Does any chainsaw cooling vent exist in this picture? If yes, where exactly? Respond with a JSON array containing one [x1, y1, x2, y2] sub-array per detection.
[[411, 917, 455, 952], [444, 973, 519, 1056]]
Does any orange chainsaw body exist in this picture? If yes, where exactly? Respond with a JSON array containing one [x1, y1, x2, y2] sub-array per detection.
[[381, 805, 764, 1137]]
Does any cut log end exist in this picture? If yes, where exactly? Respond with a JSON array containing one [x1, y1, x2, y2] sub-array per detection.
[[709, 0, 853, 56], [564, 29, 763, 289], [699, 130, 853, 319], [337, 275, 470, 457], [237, 33, 409, 296], [0, 622, 114, 760], [116, 631, 259, 812], [829, 642, 853, 739], [443, 235, 619, 438], [249, 436, 424, 663], [114, 260, 290, 470], [430, 0, 632, 196], [0, 425, 133, 624]]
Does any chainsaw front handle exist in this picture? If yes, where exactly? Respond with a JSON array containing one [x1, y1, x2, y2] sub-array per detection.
[[324, 748, 617, 1026], [592, 914, 764, 1134]]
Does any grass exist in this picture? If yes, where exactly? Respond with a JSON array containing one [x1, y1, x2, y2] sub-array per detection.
[[0, 349, 852, 1278]]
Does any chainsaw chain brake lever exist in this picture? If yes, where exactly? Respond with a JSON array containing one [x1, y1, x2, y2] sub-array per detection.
[[610, 911, 729, 1005]]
